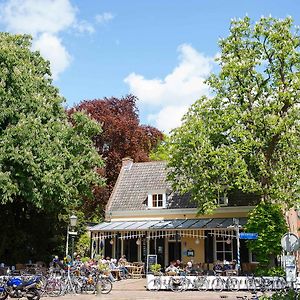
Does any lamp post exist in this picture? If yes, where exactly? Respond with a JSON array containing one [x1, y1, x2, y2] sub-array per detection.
[[68, 214, 78, 263]]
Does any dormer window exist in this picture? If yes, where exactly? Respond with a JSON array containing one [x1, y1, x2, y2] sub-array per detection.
[[148, 191, 167, 209], [218, 195, 228, 206]]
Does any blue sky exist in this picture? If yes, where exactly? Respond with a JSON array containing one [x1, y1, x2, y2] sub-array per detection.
[[0, 0, 299, 133]]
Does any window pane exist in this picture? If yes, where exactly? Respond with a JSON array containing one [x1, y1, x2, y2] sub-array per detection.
[[224, 242, 232, 251], [225, 252, 232, 261], [216, 242, 223, 251], [216, 252, 223, 261]]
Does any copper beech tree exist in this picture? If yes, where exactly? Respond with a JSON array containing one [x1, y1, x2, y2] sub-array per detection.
[[69, 95, 164, 219]]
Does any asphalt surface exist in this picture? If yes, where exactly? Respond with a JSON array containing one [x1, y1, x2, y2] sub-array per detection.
[[41, 278, 268, 300]]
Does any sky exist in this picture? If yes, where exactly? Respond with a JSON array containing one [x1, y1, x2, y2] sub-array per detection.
[[0, 0, 299, 133]]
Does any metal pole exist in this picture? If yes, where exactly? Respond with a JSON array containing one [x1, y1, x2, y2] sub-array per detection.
[[65, 225, 69, 257], [234, 218, 241, 273], [71, 236, 75, 263]]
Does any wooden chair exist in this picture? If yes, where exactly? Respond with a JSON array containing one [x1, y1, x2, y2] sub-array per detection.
[[166, 271, 177, 276], [131, 265, 144, 279]]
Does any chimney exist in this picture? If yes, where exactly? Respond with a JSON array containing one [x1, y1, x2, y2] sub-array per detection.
[[122, 157, 133, 170]]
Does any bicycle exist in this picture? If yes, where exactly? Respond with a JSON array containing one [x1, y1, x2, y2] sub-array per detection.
[[211, 271, 240, 292], [95, 274, 113, 294], [169, 275, 184, 292], [180, 273, 209, 291]]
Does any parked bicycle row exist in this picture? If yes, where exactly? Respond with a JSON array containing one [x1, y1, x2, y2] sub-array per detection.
[[0, 266, 113, 299], [147, 273, 295, 292]]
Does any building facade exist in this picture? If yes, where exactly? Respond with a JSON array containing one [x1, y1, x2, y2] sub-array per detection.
[[90, 158, 264, 271]]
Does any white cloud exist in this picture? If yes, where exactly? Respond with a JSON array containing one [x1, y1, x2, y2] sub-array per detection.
[[148, 105, 189, 134], [124, 44, 215, 133], [32, 33, 71, 80], [95, 12, 114, 24], [0, 0, 76, 36], [0, 0, 96, 79], [73, 20, 95, 34]]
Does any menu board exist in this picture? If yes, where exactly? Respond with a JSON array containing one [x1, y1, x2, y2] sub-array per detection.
[[146, 254, 157, 274]]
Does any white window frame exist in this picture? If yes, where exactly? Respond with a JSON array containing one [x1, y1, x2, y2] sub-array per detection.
[[218, 195, 228, 206], [214, 236, 233, 262], [249, 251, 258, 263], [147, 191, 167, 209]]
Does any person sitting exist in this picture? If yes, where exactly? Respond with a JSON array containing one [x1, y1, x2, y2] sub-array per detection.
[[100, 257, 115, 282], [225, 259, 238, 275], [185, 261, 193, 274], [118, 256, 129, 279], [108, 258, 121, 280], [165, 261, 179, 275], [213, 260, 223, 275]]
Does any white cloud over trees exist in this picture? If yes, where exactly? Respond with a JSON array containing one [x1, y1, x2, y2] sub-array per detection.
[[125, 44, 215, 133]]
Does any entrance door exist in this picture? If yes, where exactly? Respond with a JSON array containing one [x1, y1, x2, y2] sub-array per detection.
[[168, 241, 181, 263], [149, 238, 165, 267], [123, 239, 138, 262]]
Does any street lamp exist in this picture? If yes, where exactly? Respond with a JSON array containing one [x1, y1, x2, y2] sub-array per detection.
[[70, 215, 78, 228], [66, 214, 78, 263]]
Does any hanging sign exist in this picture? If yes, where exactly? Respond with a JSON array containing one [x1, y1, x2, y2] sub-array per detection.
[[239, 233, 258, 240]]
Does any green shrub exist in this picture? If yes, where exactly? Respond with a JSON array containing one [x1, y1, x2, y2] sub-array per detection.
[[269, 289, 298, 300], [255, 266, 285, 277], [150, 263, 161, 274]]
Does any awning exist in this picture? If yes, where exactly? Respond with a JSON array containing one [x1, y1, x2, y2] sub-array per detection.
[[90, 217, 247, 232]]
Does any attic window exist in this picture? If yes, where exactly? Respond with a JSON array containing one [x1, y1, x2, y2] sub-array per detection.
[[148, 192, 166, 209], [218, 195, 228, 206]]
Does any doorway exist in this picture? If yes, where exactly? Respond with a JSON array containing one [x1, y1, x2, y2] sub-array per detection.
[[168, 241, 181, 264]]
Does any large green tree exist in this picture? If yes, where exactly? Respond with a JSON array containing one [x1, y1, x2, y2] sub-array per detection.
[[168, 16, 300, 214], [0, 33, 104, 263]]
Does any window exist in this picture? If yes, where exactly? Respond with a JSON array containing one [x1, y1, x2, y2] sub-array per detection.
[[249, 251, 258, 263], [215, 237, 233, 262], [218, 195, 228, 206], [152, 194, 163, 207], [147, 192, 166, 209]]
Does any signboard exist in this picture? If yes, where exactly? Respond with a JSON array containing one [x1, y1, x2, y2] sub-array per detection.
[[283, 255, 297, 283], [239, 233, 258, 240], [281, 233, 299, 252], [187, 250, 194, 257], [146, 254, 157, 274]]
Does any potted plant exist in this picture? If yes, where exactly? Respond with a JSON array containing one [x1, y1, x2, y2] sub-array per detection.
[[150, 263, 161, 276]]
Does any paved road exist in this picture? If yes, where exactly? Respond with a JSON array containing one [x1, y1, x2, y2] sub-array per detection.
[[41, 278, 267, 300]]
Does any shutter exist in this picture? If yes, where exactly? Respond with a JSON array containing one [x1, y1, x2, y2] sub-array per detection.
[[204, 231, 214, 263]]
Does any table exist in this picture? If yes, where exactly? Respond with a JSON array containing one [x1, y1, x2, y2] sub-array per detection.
[[111, 269, 121, 280], [125, 265, 136, 277]]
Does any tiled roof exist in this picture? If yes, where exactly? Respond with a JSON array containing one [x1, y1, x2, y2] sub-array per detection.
[[107, 160, 196, 212]]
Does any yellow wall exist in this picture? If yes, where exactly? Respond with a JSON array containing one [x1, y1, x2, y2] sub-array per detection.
[[181, 237, 204, 264]]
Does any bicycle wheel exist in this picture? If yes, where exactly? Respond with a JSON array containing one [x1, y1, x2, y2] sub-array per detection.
[[169, 277, 184, 292], [226, 277, 240, 291], [212, 277, 224, 292], [260, 277, 272, 292], [26, 289, 40, 300], [0, 289, 8, 300], [274, 277, 286, 290], [84, 283, 96, 294], [148, 278, 161, 291], [246, 277, 256, 291], [45, 280, 62, 297], [194, 276, 209, 291], [97, 279, 112, 294]]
